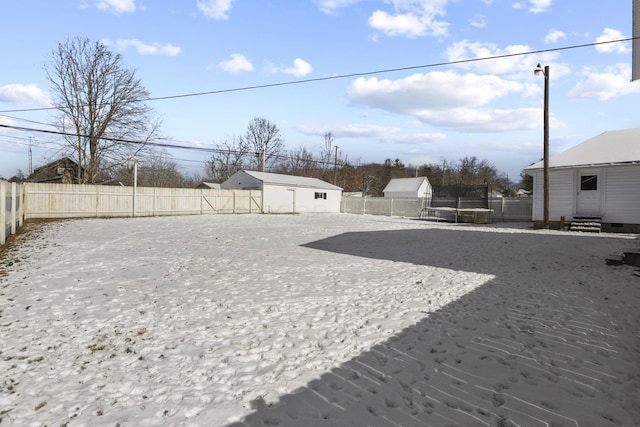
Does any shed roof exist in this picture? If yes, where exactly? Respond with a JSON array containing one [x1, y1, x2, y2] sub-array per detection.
[[524, 128, 640, 171], [243, 170, 342, 190], [383, 177, 430, 193], [197, 182, 221, 189]]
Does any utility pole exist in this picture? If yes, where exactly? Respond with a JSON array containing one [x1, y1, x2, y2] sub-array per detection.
[[535, 63, 550, 229], [28, 137, 33, 176], [261, 141, 267, 172]]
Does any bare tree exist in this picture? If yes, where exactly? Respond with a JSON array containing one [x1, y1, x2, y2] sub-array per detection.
[[244, 117, 284, 171], [45, 37, 161, 183], [320, 132, 334, 170], [106, 150, 185, 187], [204, 135, 250, 182], [276, 146, 317, 176], [137, 151, 187, 188]]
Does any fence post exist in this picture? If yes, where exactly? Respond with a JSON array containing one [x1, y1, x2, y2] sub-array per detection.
[[484, 183, 489, 209], [10, 182, 17, 235], [1, 182, 6, 245], [363, 196, 367, 215], [18, 184, 24, 227]]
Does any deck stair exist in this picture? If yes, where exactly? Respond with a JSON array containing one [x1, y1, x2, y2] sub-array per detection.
[[569, 216, 602, 233]]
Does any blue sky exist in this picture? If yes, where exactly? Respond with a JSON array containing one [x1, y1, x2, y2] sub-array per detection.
[[0, 0, 637, 182]]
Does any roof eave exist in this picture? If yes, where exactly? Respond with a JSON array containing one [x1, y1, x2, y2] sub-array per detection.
[[524, 160, 640, 172]]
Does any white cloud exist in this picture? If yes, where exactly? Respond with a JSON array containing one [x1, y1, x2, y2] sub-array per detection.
[[102, 39, 182, 56], [197, 0, 234, 19], [414, 107, 542, 132], [444, 40, 572, 82], [384, 132, 447, 144], [297, 123, 446, 144], [315, 0, 362, 15], [219, 54, 254, 72], [595, 28, 630, 54], [445, 40, 541, 75], [569, 63, 640, 100], [529, 0, 551, 13], [544, 29, 566, 44], [272, 58, 313, 77], [96, 0, 136, 14], [298, 123, 400, 138], [512, 0, 550, 13], [348, 71, 526, 111], [0, 84, 51, 106], [470, 14, 487, 29], [346, 71, 541, 131], [368, 0, 450, 38]]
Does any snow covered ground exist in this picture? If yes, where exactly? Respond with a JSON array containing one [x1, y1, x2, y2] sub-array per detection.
[[1, 214, 639, 426]]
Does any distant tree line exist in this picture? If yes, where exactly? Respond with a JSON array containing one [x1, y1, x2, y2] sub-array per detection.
[[5, 36, 533, 196], [201, 118, 528, 196]]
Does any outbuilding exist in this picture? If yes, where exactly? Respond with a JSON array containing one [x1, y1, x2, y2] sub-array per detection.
[[221, 170, 342, 214], [523, 128, 640, 232], [383, 176, 432, 199]]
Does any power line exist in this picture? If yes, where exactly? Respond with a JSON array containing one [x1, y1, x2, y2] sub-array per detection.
[[0, 122, 341, 168], [0, 37, 633, 114]]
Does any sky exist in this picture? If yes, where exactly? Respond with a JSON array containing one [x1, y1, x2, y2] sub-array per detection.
[[0, 0, 638, 183]]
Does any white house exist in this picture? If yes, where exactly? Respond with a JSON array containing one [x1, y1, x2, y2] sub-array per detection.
[[383, 177, 432, 199], [221, 170, 342, 214], [523, 128, 640, 232]]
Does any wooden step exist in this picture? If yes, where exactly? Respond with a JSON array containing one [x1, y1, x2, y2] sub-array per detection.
[[569, 216, 602, 233]]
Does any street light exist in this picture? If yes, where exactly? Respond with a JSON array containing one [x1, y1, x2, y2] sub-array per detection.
[[125, 156, 142, 217], [534, 63, 550, 229]]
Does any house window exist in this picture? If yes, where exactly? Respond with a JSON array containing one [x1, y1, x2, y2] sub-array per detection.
[[580, 175, 597, 191], [314, 192, 327, 200]]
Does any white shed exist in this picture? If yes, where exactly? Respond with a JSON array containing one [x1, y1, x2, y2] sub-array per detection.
[[221, 170, 342, 214], [383, 177, 432, 199], [523, 128, 640, 232]]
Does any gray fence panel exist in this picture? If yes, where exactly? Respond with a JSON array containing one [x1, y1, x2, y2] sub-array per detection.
[[342, 196, 532, 222]]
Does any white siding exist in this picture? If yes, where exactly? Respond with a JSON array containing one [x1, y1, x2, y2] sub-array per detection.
[[532, 169, 574, 221], [603, 165, 640, 223], [262, 185, 295, 213], [262, 185, 341, 214], [386, 181, 432, 199]]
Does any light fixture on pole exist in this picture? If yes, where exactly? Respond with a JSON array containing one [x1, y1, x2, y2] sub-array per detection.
[[534, 63, 550, 229], [125, 156, 142, 217]]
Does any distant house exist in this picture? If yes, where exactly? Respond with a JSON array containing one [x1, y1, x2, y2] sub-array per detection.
[[196, 182, 221, 189], [221, 170, 342, 214], [523, 128, 640, 232], [383, 177, 432, 199], [28, 157, 84, 183]]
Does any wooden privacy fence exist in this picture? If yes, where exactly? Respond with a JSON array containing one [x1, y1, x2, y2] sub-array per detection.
[[1, 180, 25, 245], [23, 183, 262, 220]]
